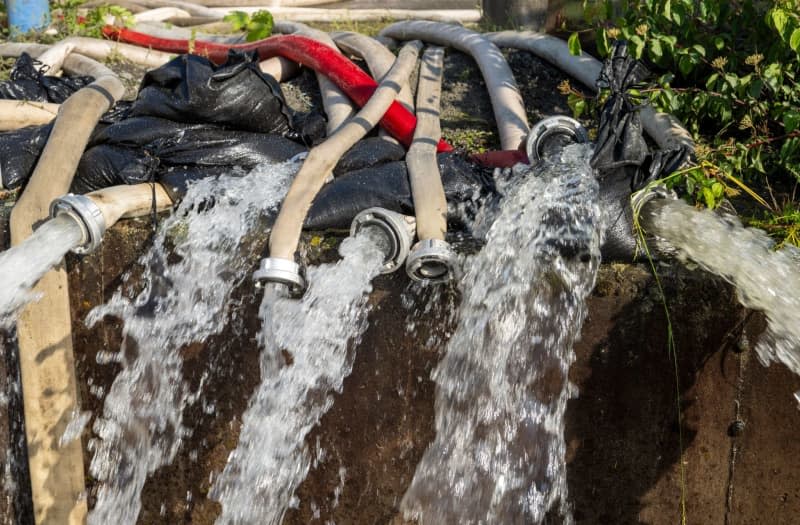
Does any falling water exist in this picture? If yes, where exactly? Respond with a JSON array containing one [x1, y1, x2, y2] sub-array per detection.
[[402, 144, 603, 524], [643, 198, 800, 390], [0, 214, 83, 323], [84, 162, 296, 524], [211, 228, 386, 524]]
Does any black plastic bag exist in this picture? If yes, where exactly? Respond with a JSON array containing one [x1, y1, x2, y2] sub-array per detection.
[[0, 124, 53, 189], [131, 51, 297, 136], [305, 152, 495, 230], [0, 53, 93, 103]]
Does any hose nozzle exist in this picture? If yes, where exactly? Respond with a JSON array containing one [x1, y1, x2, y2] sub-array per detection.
[[526, 116, 589, 162], [350, 207, 416, 274], [253, 257, 307, 298], [406, 239, 457, 283], [49, 194, 106, 254]]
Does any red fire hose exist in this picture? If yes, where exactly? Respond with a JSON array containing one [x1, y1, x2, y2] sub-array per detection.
[[102, 26, 453, 152]]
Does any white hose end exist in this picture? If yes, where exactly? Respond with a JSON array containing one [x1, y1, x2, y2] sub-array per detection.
[[49, 193, 107, 254], [526, 116, 589, 162], [406, 239, 458, 284], [253, 257, 307, 298], [350, 207, 416, 274]]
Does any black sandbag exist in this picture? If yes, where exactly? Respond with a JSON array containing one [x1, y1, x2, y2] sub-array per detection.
[[0, 53, 94, 103], [131, 51, 297, 136], [305, 152, 495, 230], [0, 124, 52, 189], [333, 137, 406, 176]]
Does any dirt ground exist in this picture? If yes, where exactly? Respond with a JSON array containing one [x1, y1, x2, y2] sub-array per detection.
[[1, 37, 800, 525]]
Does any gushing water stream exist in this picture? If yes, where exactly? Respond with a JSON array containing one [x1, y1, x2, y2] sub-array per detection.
[[0, 215, 83, 323], [85, 162, 296, 524], [402, 145, 603, 524], [211, 228, 386, 524], [643, 198, 800, 396]]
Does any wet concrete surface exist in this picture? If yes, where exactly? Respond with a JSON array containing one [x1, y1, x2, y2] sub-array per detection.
[[1, 42, 800, 525]]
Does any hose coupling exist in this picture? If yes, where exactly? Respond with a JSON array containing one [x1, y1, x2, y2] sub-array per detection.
[[253, 257, 307, 298], [526, 116, 589, 162], [406, 239, 458, 284], [630, 184, 677, 218], [49, 193, 106, 254], [350, 207, 416, 274]]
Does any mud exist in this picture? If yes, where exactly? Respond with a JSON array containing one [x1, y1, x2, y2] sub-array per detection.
[[1, 41, 799, 525]]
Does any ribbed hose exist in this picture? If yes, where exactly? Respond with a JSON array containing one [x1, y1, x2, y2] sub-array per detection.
[[273, 21, 355, 135], [8, 52, 123, 525], [380, 21, 530, 151], [269, 40, 423, 260], [486, 30, 695, 152], [102, 27, 452, 151], [408, 46, 447, 242]]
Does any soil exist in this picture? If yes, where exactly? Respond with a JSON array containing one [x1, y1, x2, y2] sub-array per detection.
[[1, 31, 800, 525]]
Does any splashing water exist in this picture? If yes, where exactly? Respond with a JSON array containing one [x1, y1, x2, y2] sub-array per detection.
[[85, 162, 296, 525], [0, 215, 83, 324], [644, 199, 800, 394], [211, 228, 386, 525], [402, 145, 603, 524]]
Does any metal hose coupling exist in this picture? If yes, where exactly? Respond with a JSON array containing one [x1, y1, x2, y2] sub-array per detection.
[[406, 238, 458, 284], [526, 115, 590, 162], [49, 193, 106, 254], [350, 207, 416, 274], [253, 257, 307, 298]]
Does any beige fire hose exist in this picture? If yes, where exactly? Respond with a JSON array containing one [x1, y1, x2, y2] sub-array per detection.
[[8, 49, 123, 525], [132, 6, 192, 22], [206, 8, 482, 23], [84, 183, 174, 226], [0, 38, 174, 69], [274, 21, 355, 135], [407, 46, 447, 242], [380, 21, 530, 151], [486, 30, 695, 152], [0, 100, 60, 131], [269, 40, 423, 261]]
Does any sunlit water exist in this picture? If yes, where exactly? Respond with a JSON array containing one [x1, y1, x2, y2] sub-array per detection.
[[0, 215, 83, 324], [84, 162, 296, 525], [401, 144, 603, 524], [645, 198, 800, 398], [211, 228, 386, 525]]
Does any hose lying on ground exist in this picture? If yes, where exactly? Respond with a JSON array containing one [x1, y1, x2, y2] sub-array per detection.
[[0, 100, 60, 131], [269, 40, 423, 261], [132, 6, 192, 22], [0, 37, 173, 69], [274, 21, 355, 135], [407, 46, 447, 243], [204, 7, 482, 23], [380, 21, 530, 151], [486, 30, 694, 152], [102, 27, 452, 151]]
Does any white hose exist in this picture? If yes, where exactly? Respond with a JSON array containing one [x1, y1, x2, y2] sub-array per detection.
[[0, 100, 60, 131], [35, 40, 76, 75], [380, 21, 529, 151], [269, 40, 422, 260], [331, 31, 414, 113], [132, 6, 192, 22], [86, 183, 173, 226], [0, 38, 174, 69], [274, 21, 355, 135], [190, 0, 336, 6], [407, 46, 447, 242], [130, 21, 246, 43], [486, 30, 695, 152]]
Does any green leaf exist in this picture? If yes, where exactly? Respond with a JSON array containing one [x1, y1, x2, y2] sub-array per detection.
[[784, 109, 800, 133], [678, 54, 694, 76], [790, 28, 800, 52], [702, 186, 716, 208], [568, 32, 582, 56], [648, 38, 663, 62], [711, 182, 724, 199], [597, 28, 610, 57], [770, 8, 789, 37], [223, 10, 249, 31], [691, 44, 706, 57], [713, 36, 725, 50]]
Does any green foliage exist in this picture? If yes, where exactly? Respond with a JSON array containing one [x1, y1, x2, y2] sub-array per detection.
[[51, 0, 132, 38], [223, 10, 274, 42], [573, 0, 800, 245]]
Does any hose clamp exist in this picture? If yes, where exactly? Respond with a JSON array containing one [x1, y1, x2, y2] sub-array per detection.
[[253, 257, 307, 298], [406, 238, 458, 284], [49, 193, 106, 254], [350, 207, 416, 274], [526, 115, 589, 162]]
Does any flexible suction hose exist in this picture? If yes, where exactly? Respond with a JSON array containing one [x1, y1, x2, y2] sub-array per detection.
[[486, 31, 694, 152], [102, 27, 452, 151], [269, 40, 423, 265], [7, 50, 123, 525], [380, 21, 530, 151]]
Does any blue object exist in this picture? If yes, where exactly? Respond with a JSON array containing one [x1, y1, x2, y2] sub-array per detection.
[[6, 0, 51, 35]]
